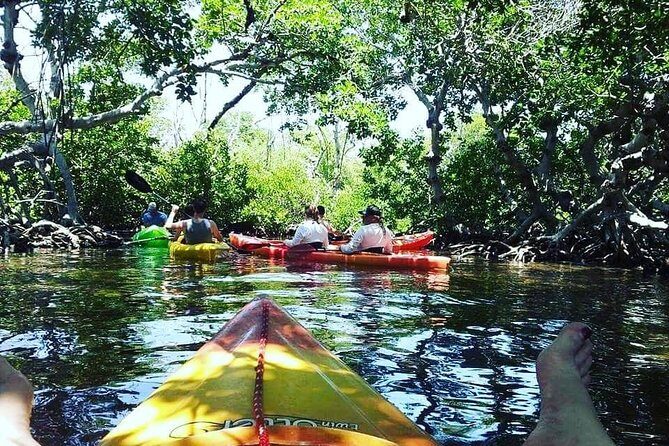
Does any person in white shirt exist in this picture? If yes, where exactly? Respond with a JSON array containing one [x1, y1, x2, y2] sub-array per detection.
[[284, 205, 329, 250], [340, 205, 394, 254]]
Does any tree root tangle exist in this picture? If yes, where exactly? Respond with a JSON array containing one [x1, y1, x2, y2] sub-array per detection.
[[447, 226, 669, 275], [1, 219, 123, 253]]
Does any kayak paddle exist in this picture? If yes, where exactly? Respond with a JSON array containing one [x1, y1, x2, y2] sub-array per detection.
[[124, 170, 171, 207], [124, 170, 195, 220], [123, 235, 170, 246]]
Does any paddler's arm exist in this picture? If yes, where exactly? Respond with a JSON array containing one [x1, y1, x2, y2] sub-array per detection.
[[164, 205, 184, 239], [140, 211, 151, 227], [340, 227, 364, 254], [0, 356, 42, 446], [383, 228, 394, 254], [164, 204, 179, 228], [210, 221, 223, 242], [284, 224, 307, 248]]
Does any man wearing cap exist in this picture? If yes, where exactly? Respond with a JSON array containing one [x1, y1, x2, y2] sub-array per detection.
[[141, 202, 168, 227], [339, 205, 394, 254]]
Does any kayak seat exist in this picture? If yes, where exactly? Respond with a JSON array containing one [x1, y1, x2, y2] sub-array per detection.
[[362, 247, 385, 254]]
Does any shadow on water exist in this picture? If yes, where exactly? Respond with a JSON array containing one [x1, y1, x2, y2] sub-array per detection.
[[0, 251, 668, 445]]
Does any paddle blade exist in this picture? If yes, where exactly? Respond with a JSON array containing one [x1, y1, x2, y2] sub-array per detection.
[[124, 170, 153, 193]]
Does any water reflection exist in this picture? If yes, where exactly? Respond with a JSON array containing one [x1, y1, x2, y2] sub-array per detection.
[[0, 253, 668, 445]]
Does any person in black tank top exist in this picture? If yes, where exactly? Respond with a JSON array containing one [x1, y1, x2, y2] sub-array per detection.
[[164, 198, 223, 244]]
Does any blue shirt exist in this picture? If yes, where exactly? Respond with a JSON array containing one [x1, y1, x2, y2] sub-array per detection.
[[141, 210, 167, 227]]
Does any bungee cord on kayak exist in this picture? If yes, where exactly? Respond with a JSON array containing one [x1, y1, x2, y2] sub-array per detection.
[[253, 299, 271, 446]]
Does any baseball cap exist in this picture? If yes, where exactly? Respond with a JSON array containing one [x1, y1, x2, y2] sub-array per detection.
[[358, 205, 382, 217]]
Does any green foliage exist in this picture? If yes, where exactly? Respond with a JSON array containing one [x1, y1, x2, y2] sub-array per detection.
[[154, 131, 251, 228], [1, 0, 666, 255], [63, 121, 159, 228], [240, 159, 324, 235], [317, 162, 369, 231], [233, 131, 321, 232], [215, 113, 373, 236], [361, 135, 433, 233], [199, 0, 357, 113], [35, 0, 199, 78], [0, 82, 31, 154], [56, 63, 161, 228], [441, 116, 515, 233]]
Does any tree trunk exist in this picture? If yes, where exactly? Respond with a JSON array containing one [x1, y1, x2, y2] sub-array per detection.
[[30, 157, 60, 219], [8, 170, 31, 222], [49, 138, 82, 223], [2, 0, 83, 223], [408, 79, 448, 207], [425, 120, 445, 205]]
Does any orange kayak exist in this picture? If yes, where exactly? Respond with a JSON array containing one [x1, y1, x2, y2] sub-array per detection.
[[244, 245, 450, 271], [99, 298, 438, 446], [229, 231, 436, 253]]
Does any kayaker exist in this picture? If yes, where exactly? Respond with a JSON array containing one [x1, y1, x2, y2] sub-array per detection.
[[340, 205, 394, 254], [317, 205, 343, 241], [164, 199, 223, 244], [284, 204, 329, 250], [0, 322, 615, 446], [140, 202, 167, 227]]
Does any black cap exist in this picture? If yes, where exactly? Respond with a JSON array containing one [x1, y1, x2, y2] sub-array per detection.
[[359, 205, 382, 217]]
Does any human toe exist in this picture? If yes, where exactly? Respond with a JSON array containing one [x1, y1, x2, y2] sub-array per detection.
[[552, 322, 592, 357]]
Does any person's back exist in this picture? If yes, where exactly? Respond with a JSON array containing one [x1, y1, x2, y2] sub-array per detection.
[[341, 222, 394, 254], [317, 205, 340, 239], [141, 202, 167, 227], [164, 199, 223, 245], [340, 205, 394, 254], [285, 205, 329, 249], [184, 218, 213, 245]]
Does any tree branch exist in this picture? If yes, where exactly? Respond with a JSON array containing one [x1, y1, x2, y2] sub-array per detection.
[[543, 196, 605, 243], [404, 72, 433, 114], [506, 205, 542, 245], [652, 199, 669, 216], [208, 80, 257, 130], [537, 121, 559, 181], [0, 55, 245, 135], [621, 193, 668, 230], [2, 0, 37, 112], [0, 145, 34, 171], [578, 116, 626, 186], [620, 118, 657, 154], [202, 68, 281, 85]]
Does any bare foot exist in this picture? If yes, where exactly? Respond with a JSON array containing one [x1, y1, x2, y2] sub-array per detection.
[[524, 322, 615, 445], [0, 356, 41, 446]]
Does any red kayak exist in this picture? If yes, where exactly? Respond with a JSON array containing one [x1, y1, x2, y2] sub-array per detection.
[[391, 230, 435, 250], [229, 234, 450, 271], [230, 233, 283, 251], [229, 231, 435, 252]]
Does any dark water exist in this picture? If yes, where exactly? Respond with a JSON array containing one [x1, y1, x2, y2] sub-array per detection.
[[0, 249, 667, 445]]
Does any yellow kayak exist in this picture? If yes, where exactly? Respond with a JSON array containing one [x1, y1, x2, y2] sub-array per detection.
[[169, 239, 230, 262], [100, 298, 438, 446]]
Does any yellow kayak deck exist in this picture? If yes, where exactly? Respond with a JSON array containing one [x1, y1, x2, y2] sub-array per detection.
[[169, 239, 229, 262], [100, 298, 437, 446]]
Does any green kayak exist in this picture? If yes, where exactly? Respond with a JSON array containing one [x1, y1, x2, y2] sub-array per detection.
[[131, 225, 170, 248]]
